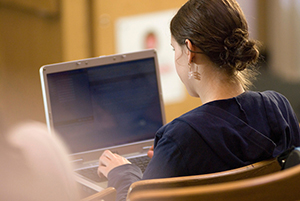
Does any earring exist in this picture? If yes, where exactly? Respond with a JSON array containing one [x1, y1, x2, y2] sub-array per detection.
[[188, 63, 201, 81], [193, 64, 201, 80], [188, 63, 193, 79]]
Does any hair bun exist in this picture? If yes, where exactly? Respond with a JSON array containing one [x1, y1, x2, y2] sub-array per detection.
[[224, 29, 248, 49], [220, 28, 258, 71]]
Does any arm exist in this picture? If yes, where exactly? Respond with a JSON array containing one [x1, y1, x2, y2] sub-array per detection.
[[107, 164, 142, 201], [98, 150, 142, 201], [142, 135, 188, 179]]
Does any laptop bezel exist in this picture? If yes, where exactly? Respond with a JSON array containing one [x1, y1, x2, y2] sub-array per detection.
[[39, 49, 166, 164]]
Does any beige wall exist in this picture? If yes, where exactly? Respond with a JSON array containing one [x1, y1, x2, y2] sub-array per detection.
[[0, 0, 62, 128], [60, 0, 91, 61], [266, 0, 300, 82]]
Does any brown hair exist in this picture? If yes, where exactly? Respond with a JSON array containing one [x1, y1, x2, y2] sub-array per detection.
[[170, 0, 260, 89]]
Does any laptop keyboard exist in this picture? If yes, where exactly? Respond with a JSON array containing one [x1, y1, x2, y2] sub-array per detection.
[[76, 155, 151, 183], [76, 166, 105, 183], [128, 156, 151, 172]]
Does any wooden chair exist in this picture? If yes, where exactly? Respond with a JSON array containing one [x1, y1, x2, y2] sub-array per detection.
[[81, 187, 116, 201], [81, 158, 281, 201], [127, 163, 300, 201], [127, 158, 281, 196]]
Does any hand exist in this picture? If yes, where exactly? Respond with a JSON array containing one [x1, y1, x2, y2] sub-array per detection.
[[97, 150, 131, 178], [147, 145, 154, 159]]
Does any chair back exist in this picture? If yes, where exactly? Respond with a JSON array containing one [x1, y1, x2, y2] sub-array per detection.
[[278, 147, 300, 169], [127, 163, 300, 201], [128, 158, 281, 196]]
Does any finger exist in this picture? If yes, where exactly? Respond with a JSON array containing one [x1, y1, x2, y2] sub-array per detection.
[[103, 150, 115, 159], [150, 145, 154, 150], [147, 145, 154, 158], [99, 150, 114, 166], [97, 165, 108, 178], [147, 150, 154, 158], [99, 156, 110, 167]]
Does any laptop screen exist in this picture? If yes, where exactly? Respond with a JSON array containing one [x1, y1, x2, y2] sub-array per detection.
[[46, 57, 163, 154]]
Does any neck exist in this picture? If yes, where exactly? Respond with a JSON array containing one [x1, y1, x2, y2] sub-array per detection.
[[196, 70, 245, 105]]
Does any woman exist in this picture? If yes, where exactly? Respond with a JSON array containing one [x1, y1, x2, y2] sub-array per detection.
[[98, 0, 300, 200]]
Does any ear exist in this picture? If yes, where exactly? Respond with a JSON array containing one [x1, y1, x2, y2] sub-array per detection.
[[185, 39, 195, 64]]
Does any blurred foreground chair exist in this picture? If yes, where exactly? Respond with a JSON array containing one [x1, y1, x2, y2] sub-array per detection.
[[0, 122, 80, 201], [127, 162, 300, 201]]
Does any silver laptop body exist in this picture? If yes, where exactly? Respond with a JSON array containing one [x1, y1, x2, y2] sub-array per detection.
[[40, 49, 165, 192]]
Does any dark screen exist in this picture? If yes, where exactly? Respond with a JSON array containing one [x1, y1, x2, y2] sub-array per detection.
[[47, 58, 163, 153]]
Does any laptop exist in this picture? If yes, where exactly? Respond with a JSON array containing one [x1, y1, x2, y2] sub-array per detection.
[[39, 49, 166, 194]]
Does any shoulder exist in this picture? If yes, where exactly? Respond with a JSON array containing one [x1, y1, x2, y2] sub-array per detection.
[[238, 90, 285, 99], [260, 90, 289, 101], [258, 90, 293, 111], [236, 90, 287, 103], [248, 90, 289, 105], [237, 90, 291, 110]]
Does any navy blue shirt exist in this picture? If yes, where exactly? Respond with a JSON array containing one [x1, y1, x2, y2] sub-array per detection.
[[107, 91, 300, 201]]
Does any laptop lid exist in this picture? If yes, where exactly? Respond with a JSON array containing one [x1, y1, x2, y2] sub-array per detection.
[[40, 49, 165, 164]]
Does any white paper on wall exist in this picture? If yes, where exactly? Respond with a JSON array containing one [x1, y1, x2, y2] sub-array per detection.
[[115, 9, 186, 104]]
